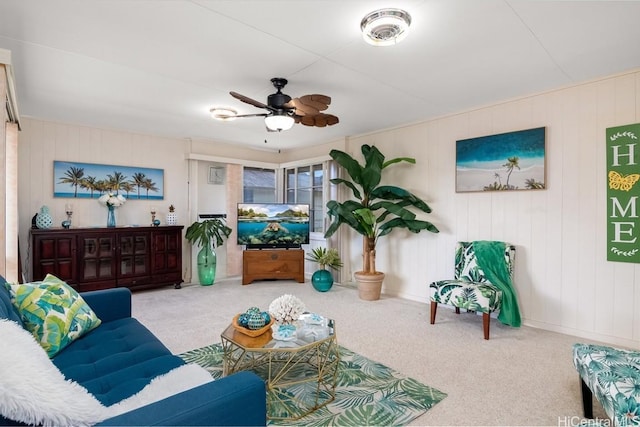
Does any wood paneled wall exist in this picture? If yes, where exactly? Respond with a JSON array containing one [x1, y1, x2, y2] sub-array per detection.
[[17, 119, 191, 282], [343, 70, 640, 348]]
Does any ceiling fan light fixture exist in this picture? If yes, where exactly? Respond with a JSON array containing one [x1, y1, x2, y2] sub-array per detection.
[[361, 8, 411, 46], [210, 107, 237, 121], [265, 113, 294, 131]]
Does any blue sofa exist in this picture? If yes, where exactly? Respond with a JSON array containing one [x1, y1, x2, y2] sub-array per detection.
[[0, 278, 266, 426]]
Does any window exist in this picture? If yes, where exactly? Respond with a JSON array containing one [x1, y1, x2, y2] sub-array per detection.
[[243, 167, 276, 202], [285, 163, 325, 232]]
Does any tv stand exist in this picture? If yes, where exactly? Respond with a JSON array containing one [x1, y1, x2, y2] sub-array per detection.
[[242, 248, 304, 285]]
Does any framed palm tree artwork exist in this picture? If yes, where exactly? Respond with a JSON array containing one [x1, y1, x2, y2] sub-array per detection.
[[455, 127, 546, 192], [53, 161, 164, 200]]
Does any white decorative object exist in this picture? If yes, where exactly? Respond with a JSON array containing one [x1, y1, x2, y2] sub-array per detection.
[[271, 323, 297, 341], [108, 364, 213, 418], [166, 204, 177, 226], [35, 206, 53, 229], [0, 318, 215, 426], [0, 319, 109, 426], [98, 192, 126, 208], [300, 312, 325, 325], [268, 294, 305, 325]]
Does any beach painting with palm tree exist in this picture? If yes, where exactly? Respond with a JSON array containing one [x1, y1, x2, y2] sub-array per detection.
[[53, 161, 164, 199], [456, 127, 546, 192]]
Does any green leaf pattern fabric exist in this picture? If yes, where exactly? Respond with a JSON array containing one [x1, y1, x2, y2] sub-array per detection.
[[429, 242, 512, 314], [573, 343, 640, 426], [5, 274, 101, 357]]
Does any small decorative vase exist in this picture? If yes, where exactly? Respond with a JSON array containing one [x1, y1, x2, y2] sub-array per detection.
[[197, 245, 216, 286], [35, 206, 53, 229], [166, 213, 177, 226], [106, 205, 116, 228], [311, 269, 334, 292]]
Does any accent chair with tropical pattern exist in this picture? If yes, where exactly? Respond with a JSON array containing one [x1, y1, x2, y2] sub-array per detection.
[[429, 241, 517, 340], [573, 343, 640, 426]]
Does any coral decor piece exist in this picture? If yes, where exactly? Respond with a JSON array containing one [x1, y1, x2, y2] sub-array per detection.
[[268, 294, 305, 325]]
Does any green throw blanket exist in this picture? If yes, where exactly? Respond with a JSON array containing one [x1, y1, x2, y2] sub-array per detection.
[[472, 241, 521, 327]]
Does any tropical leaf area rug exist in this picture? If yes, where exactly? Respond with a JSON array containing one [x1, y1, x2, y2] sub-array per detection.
[[179, 343, 447, 426]]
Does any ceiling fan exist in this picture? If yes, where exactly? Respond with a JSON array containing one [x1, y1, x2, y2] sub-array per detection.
[[220, 77, 339, 132]]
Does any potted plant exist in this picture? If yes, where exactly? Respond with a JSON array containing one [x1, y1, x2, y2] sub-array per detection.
[[325, 144, 439, 300], [305, 247, 343, 292], [185, 218, 232, 286]]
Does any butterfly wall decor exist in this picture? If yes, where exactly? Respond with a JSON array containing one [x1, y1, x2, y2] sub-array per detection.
[[608, 170, 640, 192]]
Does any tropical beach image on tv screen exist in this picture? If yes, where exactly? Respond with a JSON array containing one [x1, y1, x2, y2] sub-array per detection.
[[237, 203, 310, 248]]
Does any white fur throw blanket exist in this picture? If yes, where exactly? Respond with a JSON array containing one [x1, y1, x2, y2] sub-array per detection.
[[0, 319, 213, 426]]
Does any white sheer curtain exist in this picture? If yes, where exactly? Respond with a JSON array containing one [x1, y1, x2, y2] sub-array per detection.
[[1, 63, 20, 282]]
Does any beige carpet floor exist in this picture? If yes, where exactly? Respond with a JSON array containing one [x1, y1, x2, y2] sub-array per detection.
[[131, 278, 609, 426]]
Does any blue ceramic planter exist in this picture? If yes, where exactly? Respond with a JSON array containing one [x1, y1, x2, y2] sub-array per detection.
[[311, 269, 334, 292]]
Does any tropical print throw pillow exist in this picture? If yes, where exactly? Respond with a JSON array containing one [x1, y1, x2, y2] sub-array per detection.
[[5, 274, 101, 357]]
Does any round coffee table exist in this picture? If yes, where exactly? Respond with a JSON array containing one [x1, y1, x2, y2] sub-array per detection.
[[220, 313, 339, 421]]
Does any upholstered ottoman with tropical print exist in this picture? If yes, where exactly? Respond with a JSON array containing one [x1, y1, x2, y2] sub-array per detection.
[[573, 343, 640, 426]]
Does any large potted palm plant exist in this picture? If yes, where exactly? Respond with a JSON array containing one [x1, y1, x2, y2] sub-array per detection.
[[185, 218, 232, 286], [325, 144, 439, 300]]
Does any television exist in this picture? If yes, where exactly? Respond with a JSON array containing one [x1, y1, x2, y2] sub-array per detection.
[[237, 203, 310, 249]]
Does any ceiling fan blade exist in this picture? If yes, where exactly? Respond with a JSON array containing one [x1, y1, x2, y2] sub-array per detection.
[[324, 114, 339, 126], [299, 94, 331, 110], [230, 91, 274, 111], [285, 98, 318, 116], [297, 113, 339, 127], [286, 94, 330, 116]]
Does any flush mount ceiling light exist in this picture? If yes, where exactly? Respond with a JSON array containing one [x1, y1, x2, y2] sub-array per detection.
[[210, 107, 237, 121], [360, 8, 412, 46], [264, 111, 294, 132]]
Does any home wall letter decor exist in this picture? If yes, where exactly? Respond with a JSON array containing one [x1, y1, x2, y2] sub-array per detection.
[[607, 123, 640, 263], [455, 127, 546, 192]]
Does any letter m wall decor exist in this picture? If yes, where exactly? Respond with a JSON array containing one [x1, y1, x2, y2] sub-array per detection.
[[607, 123, 640, 263]]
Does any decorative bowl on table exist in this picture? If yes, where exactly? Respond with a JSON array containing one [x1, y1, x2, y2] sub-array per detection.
[[232, 313, 274, 337]]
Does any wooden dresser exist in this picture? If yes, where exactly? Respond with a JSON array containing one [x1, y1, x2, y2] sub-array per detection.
[[242, 248, 304, 285], [31, 226, 183, 291]]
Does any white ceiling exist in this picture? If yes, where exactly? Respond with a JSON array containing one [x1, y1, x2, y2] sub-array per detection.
[[2, 0, 640, 151]]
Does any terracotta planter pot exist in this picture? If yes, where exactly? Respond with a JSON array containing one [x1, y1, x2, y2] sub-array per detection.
[[354, 271, 385, 301]]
